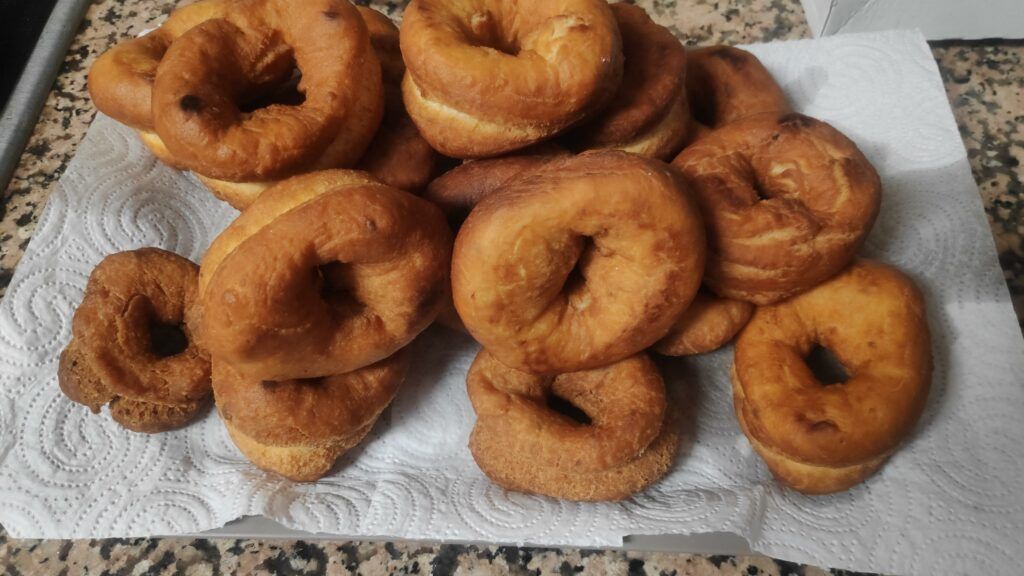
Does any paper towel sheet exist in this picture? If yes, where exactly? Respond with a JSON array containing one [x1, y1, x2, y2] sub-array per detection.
[[1, 30, 1022, 574]]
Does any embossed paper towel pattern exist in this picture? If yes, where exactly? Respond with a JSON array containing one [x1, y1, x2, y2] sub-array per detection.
[[0, 30, 1022, 575]]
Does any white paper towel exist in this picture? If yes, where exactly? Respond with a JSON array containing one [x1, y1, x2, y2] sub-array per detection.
[[1, 30, 1022, 574]]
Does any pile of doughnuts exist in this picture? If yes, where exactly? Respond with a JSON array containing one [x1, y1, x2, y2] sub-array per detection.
[[66, 0, 932, 497]]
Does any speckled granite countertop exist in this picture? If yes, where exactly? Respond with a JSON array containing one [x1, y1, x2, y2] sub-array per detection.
[[0, 0, 1019, 573]]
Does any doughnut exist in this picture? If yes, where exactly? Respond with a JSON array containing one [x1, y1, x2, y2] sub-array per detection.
[[199, 170, 452, 381], [423, 144, 570, 230], [152, 0, 382, 181], [732, 260, 932, 494], [88, 0, 238, 167], [467, 349, 666, 472], [58, 248, 210, 432], [426, 146, 570, 332], [565, 3, 689, 160], [354, 6, 442, 193], [400, 0, 623, 158], [653, 290, 754, 356], [213, 350, 407, 481], [88, 0, 237, 131], [672, 112, 881, 305], [452, 150, 706, 374], [194, 7, 394, 209], [685, 46, 791, 129], [470, 414, 678, 501]]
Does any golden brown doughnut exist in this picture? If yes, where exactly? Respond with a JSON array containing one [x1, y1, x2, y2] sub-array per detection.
[[469, 413, 679, 501], [565, 3, 689, 160], [59, 248, 210, 432], [732, 260, 932, 494], [452, 151, 705, 374], [213, 350, 407, 481], [400, 0, 623, 158], [425, 145, 570, 332], [653, 290, 754, 356], [153, 0, 382, 181], [354, 6, 443, 193], [195, 7, 404, 208], [423, 144, 570, 230], [672, 112, 881, 305], [685, 46, 791, 129], [88, 0, 237, 131], [467, 349, 666, 472], [199, 170, 452, 381], [88, 0, 239, 168], [59, 343, 207, 433], [195, 72, 385, 210]]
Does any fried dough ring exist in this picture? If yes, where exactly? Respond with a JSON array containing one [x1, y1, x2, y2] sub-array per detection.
[[400, 0, 623, 158], [88, 0, 237, 131], [354, 6, 442, 193], [199, 170, 452, 381], [214, 351, 407, 481], [653, 290, 753, 356], [732, 260, 932, 494], [453, 151, 705, 374], [672, 112, 881, 304], [59, 248, 210, 432], [153, 0, 380, 181], [423, 144, 570, 230], [196, 7, 392, 208], [685, 46, 791, 129], [425, 145, 570, 332], [566, 3, 689, 160], [467, 349, 666, 472], [470, 413, 679, 501], [88, 0, 239, 168]]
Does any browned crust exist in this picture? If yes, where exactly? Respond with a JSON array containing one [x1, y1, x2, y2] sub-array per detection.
[[212, 350, 407, 446], [452, 150, 705, 374], [88, 0, 236, 130], [569, 3, 687, 146], [200, 170, 452, 381], [60, 340, 209, 434], [685, 45, 791, 128], [69, 248, 210, 407], [223, 418, 375, 481], [672, 112, 881, 304], [423, 144, 569, 229], [399, 0, 623, 157], [469, 412, 679, 501], [466, 349, 666, 472], [153, 0, 379, 180], [654, 290, 753, 356], [732, 260, 931, 483]]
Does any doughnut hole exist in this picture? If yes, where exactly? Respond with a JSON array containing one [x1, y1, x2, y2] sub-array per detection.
[[237, 68, 307, 114], [316, 261, 367, 318], [462, 10, 521, 55], [546, 393, 592, 425], [804, 343, 849, 386], [150, 323, 189, 358]]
